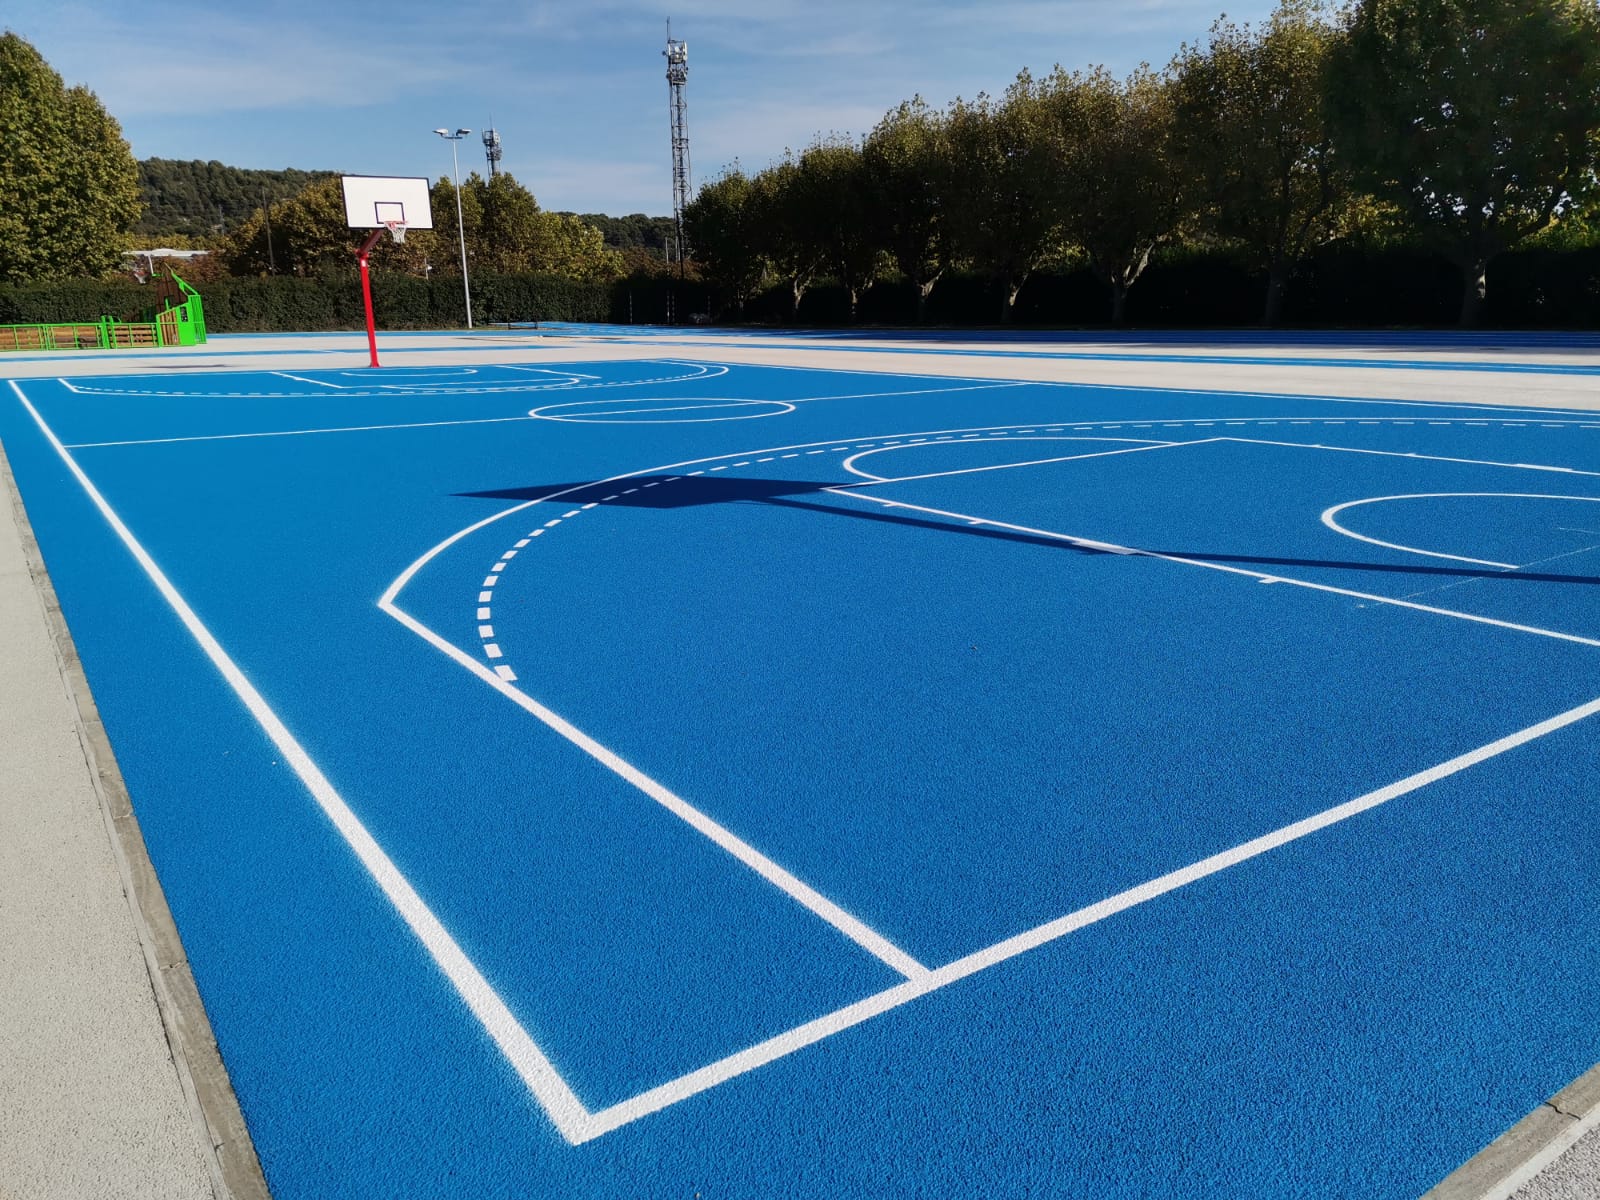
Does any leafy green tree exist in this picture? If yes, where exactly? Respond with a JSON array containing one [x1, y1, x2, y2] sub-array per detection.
[[1171, 2, 1347, 324], [217, 176, 369, 275], [1040, 65, 1190, 325], [751, 154, 831, 319], [684, 168, 770, 315], [1326, 0, 1600, 325], [219, 171, 619, 281], [0, 33, 141, 284], [863, 98, 951, 323], [794, 137, 885, 321], [943, 77, 1061, 322]]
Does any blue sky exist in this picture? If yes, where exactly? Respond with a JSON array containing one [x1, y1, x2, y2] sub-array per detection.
[[11, 0, 1276, 216]]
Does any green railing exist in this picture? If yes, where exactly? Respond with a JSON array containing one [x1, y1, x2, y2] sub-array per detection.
[[0, 273, 206, 352]]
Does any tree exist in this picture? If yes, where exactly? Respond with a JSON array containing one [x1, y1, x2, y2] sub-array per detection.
[[217, 176, 384, 275], [0, 33, 141, 284], [217, 171, 619, 281], [1040, 65, 1191, 325], [863, 98, 951, 323], [751, 153, 831, 319], [1326, 0, 1600, 325], [1171, 2, 1348, 324], [684, 168, 770, 315], [794, 137, 885, 321], [943, 77, 1061, 322]]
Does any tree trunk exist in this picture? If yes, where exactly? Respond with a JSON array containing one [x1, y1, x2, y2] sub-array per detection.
[[847, 286, 859, 324], [1458, 257, 1488, 327], [1000, 274, 1026, 323], [790, 278, 807, 322], [1110, 281, 1129, 326], [916, 276, 938, 324], [1262, 258, 1291, 327]]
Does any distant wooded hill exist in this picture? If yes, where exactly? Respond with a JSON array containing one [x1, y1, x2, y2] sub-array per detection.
[[561, 213, 678, 256], [136, 159, 336, 238], [136, 157, 675, 255]]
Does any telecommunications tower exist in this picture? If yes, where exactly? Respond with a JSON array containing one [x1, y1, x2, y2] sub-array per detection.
[[482, 124, 502, 178], [664, 22, 691, 294]]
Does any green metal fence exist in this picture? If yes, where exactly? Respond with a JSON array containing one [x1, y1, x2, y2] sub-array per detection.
[[0, 273, 206, 352]]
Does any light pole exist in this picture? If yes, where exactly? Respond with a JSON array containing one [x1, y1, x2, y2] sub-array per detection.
[[433, 127, 474, 329]]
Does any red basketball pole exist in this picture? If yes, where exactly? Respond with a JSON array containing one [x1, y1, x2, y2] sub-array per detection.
[[355, 227, 386, 368]]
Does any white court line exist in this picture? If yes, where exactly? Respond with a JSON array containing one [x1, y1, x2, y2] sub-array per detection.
[[682, 357, 1600, 418], [1322, 494, 1600, 571], [838, 437, 1189, 484], [51, 360, 730, 402], [827, 490, 1600, 650], [1219, 436, 1600, 477], [272, 371, 344, 389], [501, 365, 602, 379], [61, 412, 1600, 453], [578, 689, 1600, 1140], [64, 415, 536, 449], [370, 418, 1600, 1136], [377, 597, 929, 982], [8, 380, 592, 1144]]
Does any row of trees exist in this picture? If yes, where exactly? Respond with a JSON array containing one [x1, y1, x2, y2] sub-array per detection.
[[212, 173, 624, 282], [687, 0, 1600, 326]]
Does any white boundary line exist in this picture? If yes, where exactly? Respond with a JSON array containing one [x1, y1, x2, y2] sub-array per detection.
[[577, 689, 1600, 1139], [64, 415, 536, 450], [8, 380, 593, 1144], [1321, 494, 1600, 572]]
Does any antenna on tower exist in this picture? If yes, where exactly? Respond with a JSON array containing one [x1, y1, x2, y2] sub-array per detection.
[[663, 19, 691, 319], [482, 121, 502, 179]]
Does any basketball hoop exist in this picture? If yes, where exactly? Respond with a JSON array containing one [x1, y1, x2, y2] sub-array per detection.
[[342, 176, 433, 367]]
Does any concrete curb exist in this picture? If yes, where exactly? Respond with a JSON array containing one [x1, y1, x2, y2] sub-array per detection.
[[1, 442, 271, 1200], [1424, 1064, 1600, 1200]]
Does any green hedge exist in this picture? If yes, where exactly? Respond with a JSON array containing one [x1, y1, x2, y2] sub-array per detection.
[[709, 244, 1600, 328], [5, 246, 1598, 332], [0, 272, 613, 332]]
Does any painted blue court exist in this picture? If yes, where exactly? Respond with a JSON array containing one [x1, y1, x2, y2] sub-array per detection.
[[4, 356, 1599, 1198]]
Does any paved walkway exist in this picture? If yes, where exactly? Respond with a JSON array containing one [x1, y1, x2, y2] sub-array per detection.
[[0, 451, 215, 1199]]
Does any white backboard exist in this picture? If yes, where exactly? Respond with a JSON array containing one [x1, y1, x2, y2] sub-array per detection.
[[340, 175, 434, 229]]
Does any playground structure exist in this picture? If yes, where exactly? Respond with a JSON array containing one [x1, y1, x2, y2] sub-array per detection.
[[0, 273, 206, 352]]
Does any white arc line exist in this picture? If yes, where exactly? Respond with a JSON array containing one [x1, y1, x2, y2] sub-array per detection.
[[577, 689, 1600, 1140], [1322, 493, 1600, 571], [10, 380, 593, 1145], [838, 437, 1191, 484]]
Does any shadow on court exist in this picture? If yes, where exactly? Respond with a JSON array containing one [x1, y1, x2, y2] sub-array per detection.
[[455, 476, 1600, 587]]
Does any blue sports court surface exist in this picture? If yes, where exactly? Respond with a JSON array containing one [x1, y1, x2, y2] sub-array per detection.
[[4, 351, 1599, 1197]]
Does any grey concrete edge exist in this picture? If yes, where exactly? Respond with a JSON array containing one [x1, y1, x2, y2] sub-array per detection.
[[0, 440, 272, 1200], [1422, 1063, 1600, 1200]]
